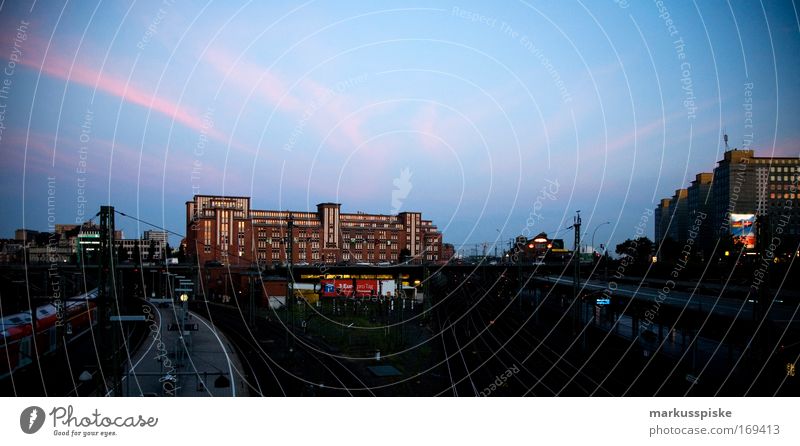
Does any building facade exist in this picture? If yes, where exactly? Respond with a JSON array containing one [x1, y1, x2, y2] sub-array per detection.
[[185, 195, 443, 266], [667, 189, 688, 242], [143, 230, 169, 244], [686, 173, 713, 252], [711, 149, 760, 237], [656, 148, 799, 254], [654, 198, 671, 244]]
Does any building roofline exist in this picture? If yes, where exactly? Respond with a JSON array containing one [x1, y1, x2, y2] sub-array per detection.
[[191, 194, 252, 200]]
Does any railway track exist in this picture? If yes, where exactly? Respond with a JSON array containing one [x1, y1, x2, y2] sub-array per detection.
[[192, 301, 374, 396]]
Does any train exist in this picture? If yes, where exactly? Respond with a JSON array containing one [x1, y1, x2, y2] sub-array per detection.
[[0, 288, 98, 379]]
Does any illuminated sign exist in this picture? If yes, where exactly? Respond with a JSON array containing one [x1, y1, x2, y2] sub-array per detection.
[[595, 298, 610, 305], [300, 274, 393, 280], [320, 279, 379, 297], [730, 213, 756, 249]]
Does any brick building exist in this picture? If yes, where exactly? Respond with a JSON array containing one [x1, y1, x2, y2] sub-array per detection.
[[185, 195, 443, 266]]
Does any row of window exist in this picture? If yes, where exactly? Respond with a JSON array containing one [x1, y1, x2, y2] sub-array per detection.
[[757, 158, 797, 165], [770, 175, 798, 182], [769, 165, 799, 172]]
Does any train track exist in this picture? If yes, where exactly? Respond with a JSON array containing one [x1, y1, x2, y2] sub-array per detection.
[[192, 301, 374, 396], [431, 269, 632, 396]]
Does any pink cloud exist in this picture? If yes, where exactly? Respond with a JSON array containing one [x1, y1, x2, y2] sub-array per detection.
[[5, 130, 232, 192], [18, 36, 227, 142], [204, 47, 305, 113], [202, 46, 369, 151]]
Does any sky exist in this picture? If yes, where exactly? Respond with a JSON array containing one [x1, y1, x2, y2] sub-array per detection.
[[0, 0, 798, 254]]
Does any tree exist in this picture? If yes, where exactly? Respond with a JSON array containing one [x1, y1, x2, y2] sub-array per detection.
[[615, 236, 653, 266], [655, 237, 681, 263], [177, 243, 186, 263]]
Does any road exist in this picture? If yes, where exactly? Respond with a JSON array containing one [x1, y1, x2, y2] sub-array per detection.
[[537, 275, 797, 321]]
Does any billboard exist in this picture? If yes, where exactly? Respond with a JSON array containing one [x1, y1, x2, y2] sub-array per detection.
[[321, 279, 379, 297], [730, 213, 756, 249]]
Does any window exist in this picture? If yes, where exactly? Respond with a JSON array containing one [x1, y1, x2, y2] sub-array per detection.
[[203, 220, 212, 247]]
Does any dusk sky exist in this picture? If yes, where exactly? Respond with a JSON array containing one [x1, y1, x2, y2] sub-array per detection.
[[1, 0, 798, 252]]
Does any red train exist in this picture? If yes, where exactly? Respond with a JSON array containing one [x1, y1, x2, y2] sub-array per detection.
[[0, 289, 98, 379]]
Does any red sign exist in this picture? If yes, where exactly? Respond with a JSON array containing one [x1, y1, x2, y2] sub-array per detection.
[[321, 279, 378, 297]]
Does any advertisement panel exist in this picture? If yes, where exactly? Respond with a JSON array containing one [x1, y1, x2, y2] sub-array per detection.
[[730, 213, 756, 249], [320, 279, 379, 297]]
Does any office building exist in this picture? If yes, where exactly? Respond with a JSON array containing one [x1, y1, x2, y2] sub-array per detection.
[[656, 147, 799, 254], [185, 195, 443, 266]]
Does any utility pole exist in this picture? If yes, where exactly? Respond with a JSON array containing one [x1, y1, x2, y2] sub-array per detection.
[[248, 270, 256, 328], [754, 214, 771, 360], [572, 211, 582, 338], [422, 264, 430, 324], [285, 213, 294, 351], [98, 205, 120, 396]]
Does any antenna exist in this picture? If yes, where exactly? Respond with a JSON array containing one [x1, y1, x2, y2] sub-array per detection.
[[723, 130, 729, 150]]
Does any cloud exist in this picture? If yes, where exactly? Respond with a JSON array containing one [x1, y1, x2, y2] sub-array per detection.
[[16, 35, 227, 142], [202, 46, 369, 151]]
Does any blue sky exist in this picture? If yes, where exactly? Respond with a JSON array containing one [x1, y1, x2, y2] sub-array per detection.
[[0, 0, 798, 253]]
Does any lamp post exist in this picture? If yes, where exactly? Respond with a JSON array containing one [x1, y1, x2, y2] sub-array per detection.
[[179, 293, 189, 338], [571, 211, 581, 337], [590, 221, 611, 257], [175, 292, 190, 384], [591, 221, 610, 280]]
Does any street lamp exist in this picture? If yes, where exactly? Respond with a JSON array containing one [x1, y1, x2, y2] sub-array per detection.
[[590, 221, 611, 254], [180, 293, 189, 323], [590, 222, 610, 283]]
